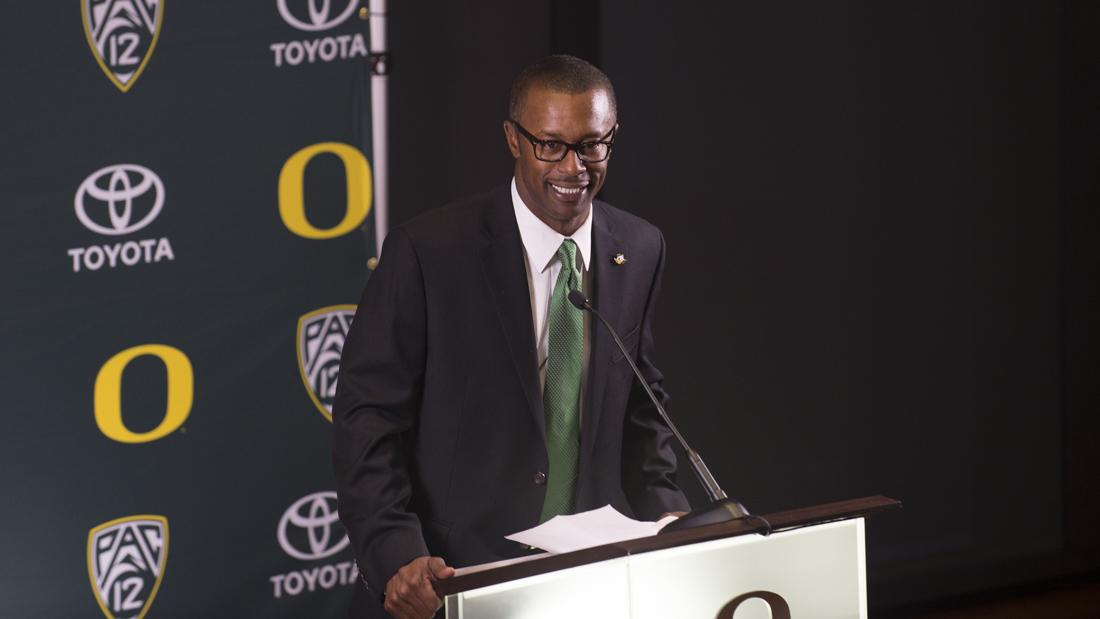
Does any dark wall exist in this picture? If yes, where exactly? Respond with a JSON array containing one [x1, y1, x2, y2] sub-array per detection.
[[387, 1, 551, 213], [599, 1, 1068, 610], [1061, 0, 1100, 566], [385, 0, 1092, 613]]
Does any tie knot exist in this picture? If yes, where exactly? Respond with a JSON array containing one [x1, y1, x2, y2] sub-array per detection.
[[557, 239, 578, 272]]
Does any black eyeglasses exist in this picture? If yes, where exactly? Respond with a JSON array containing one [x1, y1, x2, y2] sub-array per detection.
[[508, 119, 616, 163]]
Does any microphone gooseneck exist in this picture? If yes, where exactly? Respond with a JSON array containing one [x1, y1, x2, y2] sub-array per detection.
[[567, 291, 753, 533]]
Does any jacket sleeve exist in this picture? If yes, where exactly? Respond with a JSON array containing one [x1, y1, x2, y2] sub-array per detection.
[[332, 227, 430, 595], [621, 229, 692, 519]]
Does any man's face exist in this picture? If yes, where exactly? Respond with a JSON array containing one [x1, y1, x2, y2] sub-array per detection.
[[504, 86, 617, 235]]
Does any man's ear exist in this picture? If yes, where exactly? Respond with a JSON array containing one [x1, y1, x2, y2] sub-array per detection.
[[503, 121, 521, 159]]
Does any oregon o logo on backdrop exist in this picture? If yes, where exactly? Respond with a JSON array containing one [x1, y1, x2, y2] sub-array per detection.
[[75, 164, 165, 236], [279, 143, 372, 239], [82, 0, 164, 92], [87, 515, 168, 619], [94, 344, 193, 444], [297, 305, 355, 422], [277, 492, 350, 561], [277, 0, 358, 31]]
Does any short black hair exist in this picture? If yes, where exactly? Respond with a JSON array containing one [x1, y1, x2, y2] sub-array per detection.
[[508, 54, 617, 120]]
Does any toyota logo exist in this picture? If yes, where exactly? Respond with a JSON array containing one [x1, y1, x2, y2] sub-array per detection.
[[277, 0, 359, 32], [277, 491, 350, 561], [74, 163, 165, 236]]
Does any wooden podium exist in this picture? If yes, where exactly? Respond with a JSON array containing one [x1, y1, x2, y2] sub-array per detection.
[[435, 495, 900, 619]]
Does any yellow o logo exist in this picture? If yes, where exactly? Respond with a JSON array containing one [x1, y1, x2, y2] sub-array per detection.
[[279, 142, 373, 239], [94, 344, 193, 444]]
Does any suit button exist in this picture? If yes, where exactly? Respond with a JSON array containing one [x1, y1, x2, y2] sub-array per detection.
[[534, 471, 547, 485]]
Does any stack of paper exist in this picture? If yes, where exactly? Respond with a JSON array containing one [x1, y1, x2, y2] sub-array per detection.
[[504, 505, 679, 554]]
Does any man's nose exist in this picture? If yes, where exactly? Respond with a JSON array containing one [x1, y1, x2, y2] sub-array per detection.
[[557, 148, 586, 174]]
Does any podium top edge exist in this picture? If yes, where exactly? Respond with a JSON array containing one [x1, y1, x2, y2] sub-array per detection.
[[435, 495, 901, 596]]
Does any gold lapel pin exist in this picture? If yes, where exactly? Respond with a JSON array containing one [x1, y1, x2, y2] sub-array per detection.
[[612, 253, 627, 265]]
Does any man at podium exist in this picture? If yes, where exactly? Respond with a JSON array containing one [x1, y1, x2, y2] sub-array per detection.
[[333, 55, 689, 619]]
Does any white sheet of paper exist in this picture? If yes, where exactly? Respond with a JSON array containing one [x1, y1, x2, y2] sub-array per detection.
[[504, 505, 678, 554]]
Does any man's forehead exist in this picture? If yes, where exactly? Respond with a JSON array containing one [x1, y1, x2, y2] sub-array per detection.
[[516, 87, 616, 136]]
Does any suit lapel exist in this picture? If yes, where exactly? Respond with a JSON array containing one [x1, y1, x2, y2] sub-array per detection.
[[476, 192, 625, 469], [478, 188, 544, 441], [582, 202, 626, 460]]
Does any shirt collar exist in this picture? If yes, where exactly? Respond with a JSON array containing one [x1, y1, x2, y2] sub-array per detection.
[[511, 177, 593, 273]]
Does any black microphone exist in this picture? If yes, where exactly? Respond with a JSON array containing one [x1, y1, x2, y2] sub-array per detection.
[[567, 290, 752, 533]]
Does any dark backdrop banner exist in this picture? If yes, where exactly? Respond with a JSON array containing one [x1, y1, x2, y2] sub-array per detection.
[[0, 1, 379, 616]]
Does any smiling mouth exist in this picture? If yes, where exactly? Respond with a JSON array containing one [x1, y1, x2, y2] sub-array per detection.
[[550, 183, 588, 197]]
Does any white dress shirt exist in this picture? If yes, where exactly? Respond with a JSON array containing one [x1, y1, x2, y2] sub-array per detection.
[[511, 178, 592, 413]]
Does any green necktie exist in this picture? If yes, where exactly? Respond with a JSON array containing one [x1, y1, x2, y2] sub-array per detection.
[[539, 239, 584, 522]]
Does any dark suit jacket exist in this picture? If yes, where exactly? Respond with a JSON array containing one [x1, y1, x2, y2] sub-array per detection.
[[332, 185, 689, 617]]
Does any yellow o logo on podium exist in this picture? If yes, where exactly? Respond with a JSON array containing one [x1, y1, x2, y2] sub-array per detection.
[[279, 142, 373, 239], [95, 344, 193, 444]]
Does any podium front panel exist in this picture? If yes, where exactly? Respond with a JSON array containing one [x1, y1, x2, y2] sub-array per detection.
[[628, 518, 866, 618], [444, 555, 631, 619], [445, 518, 866, 619]]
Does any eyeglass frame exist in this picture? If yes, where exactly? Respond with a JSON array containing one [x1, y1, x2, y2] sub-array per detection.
[[507, 119, 617, 163]]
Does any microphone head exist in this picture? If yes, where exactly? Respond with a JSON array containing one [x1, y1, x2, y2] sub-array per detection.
[[567, 290, 591, 310]]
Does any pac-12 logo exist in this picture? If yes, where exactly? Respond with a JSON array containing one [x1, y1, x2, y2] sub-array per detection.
[[87, 515, 169, 619], [297, 305, 355, 422], [81, 0, 164, 92]]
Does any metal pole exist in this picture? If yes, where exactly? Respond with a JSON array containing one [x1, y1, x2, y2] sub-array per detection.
[[368, 0, 388, 253]]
